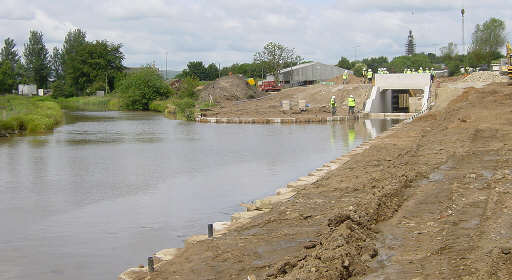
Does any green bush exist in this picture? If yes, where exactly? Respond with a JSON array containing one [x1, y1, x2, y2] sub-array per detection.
[[149, 99, 173, 112], [116, 66, 174, 110], [177, 77, 200, 99], [174, 98, 196, 120], [57, 96, 120, 111]]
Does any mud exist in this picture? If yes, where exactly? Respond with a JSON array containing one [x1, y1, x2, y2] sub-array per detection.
[[145, 81, 512, 280]]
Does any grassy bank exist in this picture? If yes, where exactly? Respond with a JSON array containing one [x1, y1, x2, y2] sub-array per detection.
[[0, 95, 63, 134], [57, 96, 121, 111]]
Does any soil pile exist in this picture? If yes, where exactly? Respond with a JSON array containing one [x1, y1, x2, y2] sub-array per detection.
[[199, 75, 260, 104], [463, 71, 509, 83]]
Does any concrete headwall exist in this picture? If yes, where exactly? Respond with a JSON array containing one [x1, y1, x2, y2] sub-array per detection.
[[375, 73, 431, 90], [365, 74, 432, 114]]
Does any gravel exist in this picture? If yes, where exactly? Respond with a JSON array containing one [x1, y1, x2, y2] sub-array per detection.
[[463, 71, 510, 83]]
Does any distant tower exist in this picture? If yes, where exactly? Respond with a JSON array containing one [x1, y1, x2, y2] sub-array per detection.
[[461, 8, 465, 54], [405, 30, 416, 56]]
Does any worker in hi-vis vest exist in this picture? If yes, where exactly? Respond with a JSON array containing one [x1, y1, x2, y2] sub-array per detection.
[[367, 69, 373, 84], [347, 95, 356, 115], [330, 96, 336, 116], [342, 71, 348, 84]]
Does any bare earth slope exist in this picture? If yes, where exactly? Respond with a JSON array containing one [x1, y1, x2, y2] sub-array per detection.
[[203, 83, 372, 118], [149, 82, 512, 280]]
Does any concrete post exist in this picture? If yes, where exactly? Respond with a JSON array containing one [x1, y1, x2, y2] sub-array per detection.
[[148, 256, 154, 272], [208, 223, 213, 238]]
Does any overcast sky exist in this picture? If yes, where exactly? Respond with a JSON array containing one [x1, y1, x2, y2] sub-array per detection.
[[1, 0, 510, 70]]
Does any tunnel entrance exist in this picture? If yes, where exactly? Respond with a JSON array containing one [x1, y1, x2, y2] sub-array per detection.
[[364, 73, 432, 115], [391, 90, 410, 113]]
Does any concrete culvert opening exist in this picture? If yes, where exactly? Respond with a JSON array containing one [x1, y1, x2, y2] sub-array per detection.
[[364, 73, 432, 116], [390, 89, 423, 113]]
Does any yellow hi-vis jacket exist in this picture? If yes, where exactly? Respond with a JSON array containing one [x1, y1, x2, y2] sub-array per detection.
[[367, 71, 373, 78], [330, 98, 336, 107], [348, 97, 356, 107], [343, 72, 348, 79]]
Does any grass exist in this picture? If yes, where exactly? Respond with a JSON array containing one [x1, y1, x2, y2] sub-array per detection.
[[0, 95, 64, 134], [149, 98, 174, 113], [57, 96, 121, 111]]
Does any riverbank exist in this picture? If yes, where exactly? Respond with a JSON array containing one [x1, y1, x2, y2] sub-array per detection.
[[0, 95, 63, 136], [122, 80, 512, 279]]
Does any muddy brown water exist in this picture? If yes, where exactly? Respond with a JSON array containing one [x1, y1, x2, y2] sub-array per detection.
[[0, 111, 396, 280]]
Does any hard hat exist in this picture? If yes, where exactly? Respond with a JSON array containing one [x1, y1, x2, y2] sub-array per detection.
[[350, 95, 354, 98], [332, 96, 335, 99]]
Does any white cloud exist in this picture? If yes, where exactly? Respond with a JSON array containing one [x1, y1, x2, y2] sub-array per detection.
[[0, 0, 510, 70]]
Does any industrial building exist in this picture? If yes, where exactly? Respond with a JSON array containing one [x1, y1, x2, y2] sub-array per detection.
[[268, 62, 351, 86]]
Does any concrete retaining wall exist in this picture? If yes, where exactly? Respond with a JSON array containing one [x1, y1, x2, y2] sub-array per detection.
[[364, 74, 432, 114], [375, 73, 431, 90], [196, 116, 360, 124]]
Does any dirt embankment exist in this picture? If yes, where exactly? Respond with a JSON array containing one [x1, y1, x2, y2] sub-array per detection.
[[202, 83, 372, 119], [147, 81, 512, 280], [198, 75, 262, 105]]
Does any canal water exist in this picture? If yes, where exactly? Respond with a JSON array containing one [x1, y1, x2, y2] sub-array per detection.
[[0, 111, 395, 280]]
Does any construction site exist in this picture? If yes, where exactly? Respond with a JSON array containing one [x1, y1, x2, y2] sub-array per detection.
[[119, 66, 512, 279]]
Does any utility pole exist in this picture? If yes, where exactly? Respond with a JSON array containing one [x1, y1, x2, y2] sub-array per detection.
[[218, 63, 221, 79], [461, 8, 465, 55], [105, 73, 108, 94], [165, 51, 168, 80], [354, 45, 360, 61]]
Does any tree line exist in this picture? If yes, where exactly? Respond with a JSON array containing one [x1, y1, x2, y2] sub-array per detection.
[[0, 29, 125, 97], [337, 17, 507, 76]]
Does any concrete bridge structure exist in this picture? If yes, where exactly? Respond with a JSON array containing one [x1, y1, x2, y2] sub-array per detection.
[[364, 73, 432, 114]]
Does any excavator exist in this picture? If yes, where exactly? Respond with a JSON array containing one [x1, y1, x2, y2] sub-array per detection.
[[506, 42, 512, 78]]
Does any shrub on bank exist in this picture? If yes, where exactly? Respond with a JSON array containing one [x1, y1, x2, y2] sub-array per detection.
[[0, 95, 63, 134], [174, 98, 196, 120], [116, 66, 174, 110], [149, 99, 173, 112], [57, 96, 121, 111]]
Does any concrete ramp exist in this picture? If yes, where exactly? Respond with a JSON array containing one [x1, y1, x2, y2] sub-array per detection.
[[364, 74, 431, 114]]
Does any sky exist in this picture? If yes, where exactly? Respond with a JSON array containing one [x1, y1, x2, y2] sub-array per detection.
[[0, 0, 510, 71]]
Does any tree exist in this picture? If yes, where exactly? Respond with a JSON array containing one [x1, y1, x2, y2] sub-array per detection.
[[405, 30, 416, 56], [0, 38, 21, 93], [61, 29, 87, 95], [439, 42, 458, 59], [1, 38, 20, 67], [336, 56, 351, 70], [206, 63, 219, 81], [389, 54, 433, 73], [23, 30, 50, 89], [56, 29, 125, 97], [351, 62, 367, 77], [0, 61, 16, 93], [361, 56, 389, 72], [116, 66, 173, 110], [471, 17, 506, 65], [50, 47, 63, 80], [254, 42, 302, 83], [472, 18, 506, 53], [186, 61, 208, 81]]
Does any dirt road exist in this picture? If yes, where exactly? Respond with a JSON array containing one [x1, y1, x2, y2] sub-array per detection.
[[147, 81, 512, 280]]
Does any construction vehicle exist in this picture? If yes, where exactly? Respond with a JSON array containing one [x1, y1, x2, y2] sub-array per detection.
[[259, 81, 282, 92], [506, 42, 512, 78]]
